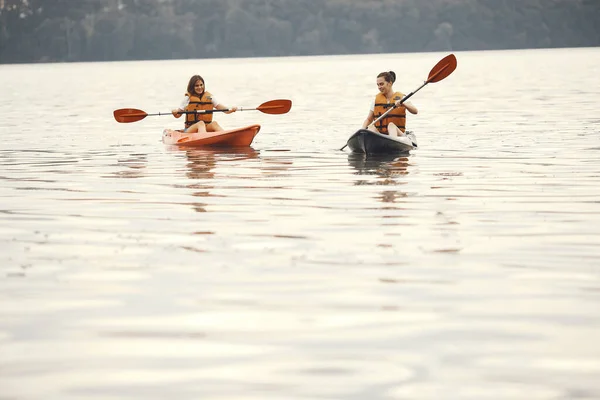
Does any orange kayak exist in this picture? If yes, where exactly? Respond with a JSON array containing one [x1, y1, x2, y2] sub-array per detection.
[[162, 124, 261, 147]]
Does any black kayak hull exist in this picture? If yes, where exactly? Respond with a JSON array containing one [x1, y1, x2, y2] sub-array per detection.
[[346, 129, 417, 154]]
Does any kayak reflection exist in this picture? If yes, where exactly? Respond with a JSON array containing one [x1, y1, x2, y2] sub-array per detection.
[[347, 152, 411, 178], [347, 152, 412, 203], [181, 147, 260, 180], [172, 147, 260, 212]]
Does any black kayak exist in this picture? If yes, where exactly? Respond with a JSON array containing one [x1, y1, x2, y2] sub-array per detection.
[[345, 129, 418, 154]]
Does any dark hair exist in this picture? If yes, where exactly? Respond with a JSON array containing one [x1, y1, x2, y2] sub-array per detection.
[[377, 71, 396, 84], [186, 75, 205, 94]]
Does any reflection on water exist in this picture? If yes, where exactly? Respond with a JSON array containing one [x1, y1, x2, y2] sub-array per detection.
[[184, 149, 218, 180], [1, 49, 600, 400], [110, 153, 148, 179], [181, 147, 260, 212], [347, 152, 412, 203], [169, 146, 261, 180], [347, 152, 410, 178]]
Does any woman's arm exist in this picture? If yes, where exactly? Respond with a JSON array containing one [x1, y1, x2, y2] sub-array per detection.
[[396, 99, 418, 115], [215, 103, 238, 114], [172, 97, 190, 118], [362, 110, 374, 129]]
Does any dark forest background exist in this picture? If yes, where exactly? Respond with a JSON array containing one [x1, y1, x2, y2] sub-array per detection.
[[1, 0, 599, 64]]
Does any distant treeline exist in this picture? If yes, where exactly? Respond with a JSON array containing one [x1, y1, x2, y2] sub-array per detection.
[[1, 0, 599, 63]]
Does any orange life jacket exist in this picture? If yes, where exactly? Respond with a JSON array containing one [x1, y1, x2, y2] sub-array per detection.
[[185, 91, 213, 127], [373, 91, 406, 134]]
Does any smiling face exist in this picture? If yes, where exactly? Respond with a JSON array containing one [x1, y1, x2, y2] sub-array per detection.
[[193, 79, 205, 95], [187, 75, 206, 97], [376, 77, 392, 94]]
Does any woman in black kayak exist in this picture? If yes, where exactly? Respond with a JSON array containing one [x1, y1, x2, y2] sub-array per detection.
[[171, 75, 238, 133], [361, 71, 418, 137]]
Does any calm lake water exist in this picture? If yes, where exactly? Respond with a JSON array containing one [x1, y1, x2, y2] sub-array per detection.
[[1, 48, 599, 399]]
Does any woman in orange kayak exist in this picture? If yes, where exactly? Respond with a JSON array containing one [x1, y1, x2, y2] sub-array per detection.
[[361, 70, 418, 137], [171, 75, 238, 133]]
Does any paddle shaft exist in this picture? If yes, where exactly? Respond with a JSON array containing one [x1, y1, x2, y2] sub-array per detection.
[[153, 109, 233, 117], [119, 107, 260, 119], [114, 99, 292, 123], [170, 103, 289, 116]]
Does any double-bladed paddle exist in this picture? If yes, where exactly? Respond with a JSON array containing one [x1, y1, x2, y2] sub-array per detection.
[[340, 53, 457, 151], [114, 99, 292, 123]]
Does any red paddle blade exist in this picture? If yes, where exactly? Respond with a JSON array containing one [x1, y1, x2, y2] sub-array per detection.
[[113, 108, 148, 123], [427, 54, 457, 83], [256, 99, 292, 114]]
